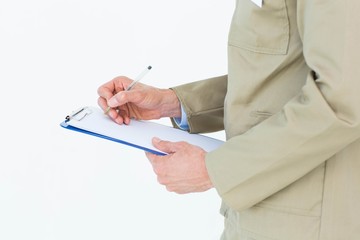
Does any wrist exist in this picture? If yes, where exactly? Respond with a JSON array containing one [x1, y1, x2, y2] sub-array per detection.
[[158, 89, 181, 118]]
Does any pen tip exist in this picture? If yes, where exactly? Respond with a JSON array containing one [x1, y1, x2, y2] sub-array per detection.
[[148, 66, 152, 70]]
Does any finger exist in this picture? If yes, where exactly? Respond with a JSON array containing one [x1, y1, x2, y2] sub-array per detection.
[[98, 104, 127, 125], [105, 109, 124, 124], [145, 151, 166, 177], [97, 80, 117, 100], [97, 97, 109, 111], [108, 90, 144, 108], [115, 108, 131, 125], [145, 151, 171, 169], [98, 77, 134, 107], [166, 185, 187, 194], [98, 97, 122, 122], [145, 151, 161, 164], [165, 184, 209, 194]]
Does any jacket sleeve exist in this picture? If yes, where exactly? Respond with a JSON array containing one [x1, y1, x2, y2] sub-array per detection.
[[171, 75, 227, 133], [206, 0, 360, 211]]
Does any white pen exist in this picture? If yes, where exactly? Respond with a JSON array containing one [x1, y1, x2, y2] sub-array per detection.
[[104, 65, 152, 114], [125, 65, 152, 91]]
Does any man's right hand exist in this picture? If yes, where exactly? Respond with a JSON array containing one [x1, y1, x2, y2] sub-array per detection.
[[97, 76, 181, 125]]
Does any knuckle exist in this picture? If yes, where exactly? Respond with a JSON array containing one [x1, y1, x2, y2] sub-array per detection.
[[113, 75, 126, 81]]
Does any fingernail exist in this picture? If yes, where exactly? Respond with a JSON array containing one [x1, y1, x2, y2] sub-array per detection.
[[153, 137, 161, 143]]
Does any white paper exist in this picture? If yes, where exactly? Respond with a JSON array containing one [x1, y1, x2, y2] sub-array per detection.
[[65, 106, 224, 154], [251, 0, 263, 8]]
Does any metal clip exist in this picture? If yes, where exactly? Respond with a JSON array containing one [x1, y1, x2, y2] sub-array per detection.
[[65, 107, 92, 121]]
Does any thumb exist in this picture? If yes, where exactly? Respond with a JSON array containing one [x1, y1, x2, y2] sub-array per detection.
[[108, 90, 140, 107], [152, 137, 178, 154], [107, 92, 124, 107]]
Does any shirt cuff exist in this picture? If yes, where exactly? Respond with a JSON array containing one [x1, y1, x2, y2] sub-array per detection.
[[173, 104, 189, 130]]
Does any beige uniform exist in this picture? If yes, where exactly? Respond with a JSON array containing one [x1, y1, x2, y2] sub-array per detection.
[[172, 0, 360, 239]]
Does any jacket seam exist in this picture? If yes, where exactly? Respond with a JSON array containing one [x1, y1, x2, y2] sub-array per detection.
[[187, 106, 224, 118], [252, 204, 321, 218], [239, 227, 278, 240], [317, 161, 328, 240]]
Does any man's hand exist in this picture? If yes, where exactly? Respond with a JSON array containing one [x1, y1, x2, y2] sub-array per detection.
[[97, 76, 181, 124], [146, 137, 213, 194]]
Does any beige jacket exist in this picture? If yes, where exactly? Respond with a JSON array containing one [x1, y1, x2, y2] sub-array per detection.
[[172, 0, 360, 239]]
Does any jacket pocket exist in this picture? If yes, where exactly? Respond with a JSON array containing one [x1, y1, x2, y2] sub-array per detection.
[[229, 0, 290, 55]]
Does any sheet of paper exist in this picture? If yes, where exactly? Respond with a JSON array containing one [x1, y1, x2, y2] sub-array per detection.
[[251, 0, 263, 8], [63, 106, 224, 154]]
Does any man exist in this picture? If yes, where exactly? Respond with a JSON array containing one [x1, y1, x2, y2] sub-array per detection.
[[98, 0, 360, 239]]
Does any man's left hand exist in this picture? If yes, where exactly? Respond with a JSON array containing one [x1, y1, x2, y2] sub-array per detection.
[[145, 137, 213, 194]]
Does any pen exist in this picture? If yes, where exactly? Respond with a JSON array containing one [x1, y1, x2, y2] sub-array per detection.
[[104, 65, 152, 114]]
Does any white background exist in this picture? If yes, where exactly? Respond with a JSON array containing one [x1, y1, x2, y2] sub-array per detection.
[[0, 0, 234, 239]]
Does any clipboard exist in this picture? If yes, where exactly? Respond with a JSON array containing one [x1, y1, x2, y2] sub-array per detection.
[[60, 106, 224, 155]]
